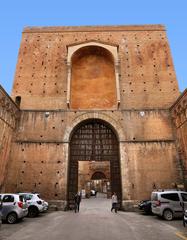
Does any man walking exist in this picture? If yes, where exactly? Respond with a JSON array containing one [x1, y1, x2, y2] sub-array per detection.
[[111, 192, 118, 213], [74, 192, 81, 213]]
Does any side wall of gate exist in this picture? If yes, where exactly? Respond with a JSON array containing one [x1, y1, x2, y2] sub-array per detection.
[[4, 109, 180, 210]]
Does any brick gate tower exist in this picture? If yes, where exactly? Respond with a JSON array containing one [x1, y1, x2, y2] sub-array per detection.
[[2, 25, 182, 209]]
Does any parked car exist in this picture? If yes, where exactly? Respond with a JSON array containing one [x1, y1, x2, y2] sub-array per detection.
[[151, 190, 187, 221], [43, 200, 49, 211], [0, 195, 2, 226], [34, 193, 48, 211], [138, 200, 152, 214], [90, 190, 98, 197], [183, 209, 187, 227], [18, 193, 46, 217], [0, 193, 28, 224]]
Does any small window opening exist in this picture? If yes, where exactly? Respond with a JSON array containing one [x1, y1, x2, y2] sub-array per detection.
[[15, 96, 21, 107]]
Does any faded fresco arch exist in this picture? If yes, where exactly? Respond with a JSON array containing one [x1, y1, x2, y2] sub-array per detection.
[[66, 41, 120, 108]]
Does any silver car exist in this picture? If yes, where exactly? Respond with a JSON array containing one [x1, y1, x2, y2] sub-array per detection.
[[0, 194, 28, 224], [18, 193, 45, 217], [151, 190, 187, 220]]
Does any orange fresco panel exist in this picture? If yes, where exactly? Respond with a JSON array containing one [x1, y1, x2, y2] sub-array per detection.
[[70, 46, 117, 109]]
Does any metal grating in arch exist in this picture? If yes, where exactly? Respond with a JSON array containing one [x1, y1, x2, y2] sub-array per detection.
[[68, 119, 122, 206]]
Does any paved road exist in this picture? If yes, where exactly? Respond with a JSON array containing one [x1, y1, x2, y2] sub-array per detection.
[[0, 194, 187, 240]]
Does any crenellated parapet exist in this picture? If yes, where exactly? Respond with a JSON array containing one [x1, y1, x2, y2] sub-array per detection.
[[0, 85, 20, 191], [171, 89, 187, 186], [171, 89, 187, 128], [0, 85, 20, 129]]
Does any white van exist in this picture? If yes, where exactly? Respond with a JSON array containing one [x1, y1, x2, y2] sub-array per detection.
[[151, 190, 187, 220]]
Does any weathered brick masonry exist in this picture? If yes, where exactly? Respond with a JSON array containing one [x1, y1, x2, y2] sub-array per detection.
[[0, 25, 186, 209], [0, 86, 20, 191], [171, 89, 187, 188]]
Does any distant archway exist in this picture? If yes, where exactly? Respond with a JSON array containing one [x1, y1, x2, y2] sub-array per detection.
[[91, 172, 106, 180]]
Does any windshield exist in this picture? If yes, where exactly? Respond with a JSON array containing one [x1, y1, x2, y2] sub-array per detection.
[[151, 193, 158, 201]]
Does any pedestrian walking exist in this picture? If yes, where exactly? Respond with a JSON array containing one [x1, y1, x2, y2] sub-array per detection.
[[95, 190, 98, 198], [111, 192, 118, 213], [74, 192, 81, 213]]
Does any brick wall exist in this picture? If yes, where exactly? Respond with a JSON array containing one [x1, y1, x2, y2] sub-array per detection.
[[171, 89, 187, 187], [0, 85, 20, 191]]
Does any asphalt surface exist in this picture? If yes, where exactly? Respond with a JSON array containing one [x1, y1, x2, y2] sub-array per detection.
[[1, 194, 187, 240]]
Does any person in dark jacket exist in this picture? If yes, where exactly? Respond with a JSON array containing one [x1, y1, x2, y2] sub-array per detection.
[[74, 192, 81, 213]]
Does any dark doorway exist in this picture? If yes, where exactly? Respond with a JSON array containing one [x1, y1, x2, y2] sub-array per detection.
[[68, 119, 122, 207]]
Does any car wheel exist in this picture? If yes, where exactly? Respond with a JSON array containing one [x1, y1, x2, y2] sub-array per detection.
[[7, 212, 17, 224], [28, 206, 39, 218], [163, 209, 173, 221]]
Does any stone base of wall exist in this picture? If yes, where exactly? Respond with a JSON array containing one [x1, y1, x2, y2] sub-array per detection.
[[121, 200, 139, 211], [48, 200, 67, 211]]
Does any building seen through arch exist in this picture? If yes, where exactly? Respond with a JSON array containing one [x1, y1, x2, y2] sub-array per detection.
[[70, 119, 121, 205], [0, 25, 187, 210]]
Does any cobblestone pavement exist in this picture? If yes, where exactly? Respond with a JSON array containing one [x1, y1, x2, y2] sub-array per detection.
[[1, 194, 187, 240]]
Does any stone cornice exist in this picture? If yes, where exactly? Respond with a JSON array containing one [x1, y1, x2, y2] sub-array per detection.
[[15, 139, 175, 144], [23, 25, 166, 33]]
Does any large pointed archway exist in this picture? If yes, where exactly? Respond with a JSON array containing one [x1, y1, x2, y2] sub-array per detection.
[[68, 119, 122, 207]]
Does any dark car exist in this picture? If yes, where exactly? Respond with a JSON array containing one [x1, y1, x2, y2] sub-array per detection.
[[138, 200, 152, 214], [0, 196, 2, 227]]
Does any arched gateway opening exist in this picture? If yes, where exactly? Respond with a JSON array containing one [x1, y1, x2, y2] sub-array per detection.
[[68, 119, 122, 207]]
